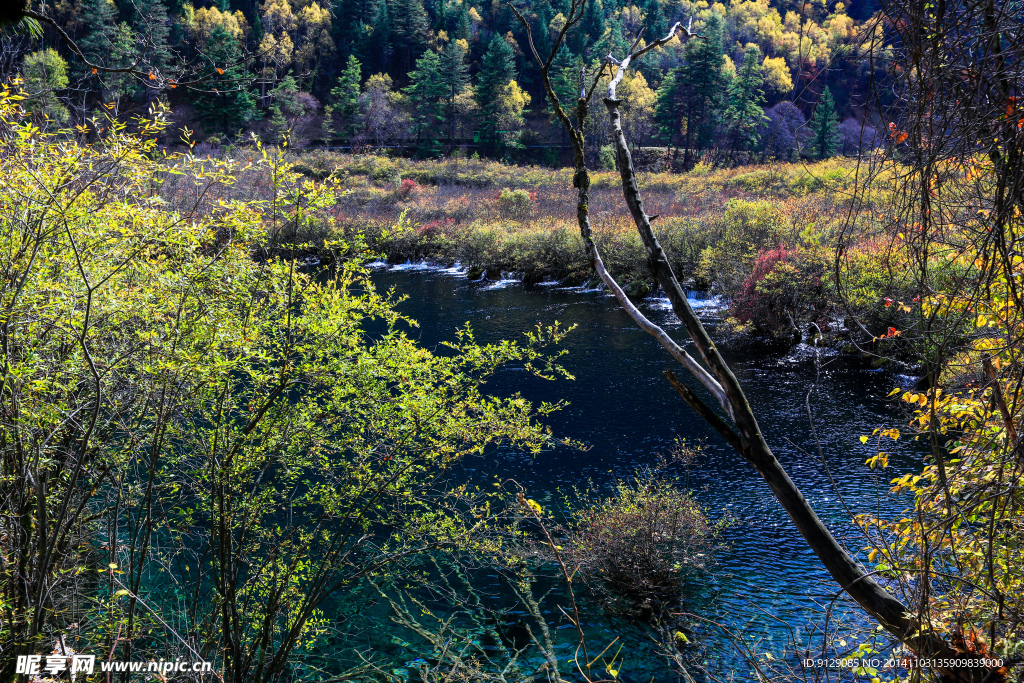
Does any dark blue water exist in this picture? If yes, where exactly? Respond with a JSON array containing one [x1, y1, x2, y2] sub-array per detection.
[[365, 263, 921, 678]]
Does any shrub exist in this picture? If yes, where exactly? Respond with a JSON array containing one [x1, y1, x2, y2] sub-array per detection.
[[562, 475, 716, 618], [726, 167, 786, 195], [696, 199, 789, 294], [732, 244, 827, 340], [599, 145, 617, 170], [368, 157, 402, 184], [394, 177, 420, 200], [417, 217, 456, 238], [496, 187, 535, 218]]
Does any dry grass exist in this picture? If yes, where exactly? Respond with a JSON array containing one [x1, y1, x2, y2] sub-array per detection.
[[286, 152, 874, 290], [159, 149, 902, 339]]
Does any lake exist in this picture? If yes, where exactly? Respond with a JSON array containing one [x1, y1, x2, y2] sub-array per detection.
[[359, 262, 920, 680]]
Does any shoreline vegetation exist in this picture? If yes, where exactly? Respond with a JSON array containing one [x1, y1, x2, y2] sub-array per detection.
[[267, 151, 903, 350]]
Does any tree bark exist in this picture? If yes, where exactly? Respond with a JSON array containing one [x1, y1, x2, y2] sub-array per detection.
[[602, 50, 989, 682]]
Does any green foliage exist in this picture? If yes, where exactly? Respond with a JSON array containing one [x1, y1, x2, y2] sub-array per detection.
[[131, 0, 171, 73], [0, 85, 568, 682], [599, 144, 616, 169], [267, 74, 307, 141], [808, 85, 841, 159], [654, 13, 727, 162], [438, 40, 470, 143], [476, 34, 516, 150], [724, 46, 768, 153], [549, 45, 580, 114], [194, 25, 258, 136], [390, 0, 431, 70], [561, 469, 717, 616], [497, 187, 535, 217], [405, 49, 447, 155], [696, 198, 788, 294], [76, 0, 118, 75], [330, 54, 362, 139], [20, 50, 69, 125]]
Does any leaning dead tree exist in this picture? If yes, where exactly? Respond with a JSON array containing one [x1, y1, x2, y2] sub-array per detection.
[[508, 3, 999, 681]]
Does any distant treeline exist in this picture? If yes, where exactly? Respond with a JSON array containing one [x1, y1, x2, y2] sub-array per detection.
[[5, 0, 885, 164]]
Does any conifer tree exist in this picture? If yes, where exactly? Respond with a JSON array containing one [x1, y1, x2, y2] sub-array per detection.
[[404, 49, 446, 154], [534, 3, 552, 62], [549, 45, 578, 111], [330, 54, 362, 139], [439, 40, 469, 146], [476, 33, 516, 152], [654, 13, 726, 166], [76, 0, 118, 81], [194, 25, 258, 136], [132, 0, 171, 74], [359, 0, 392, 75], [724, 46, 768, 154], [391, 0, 431, 75], [808, 85, 841, 159], [454, 5, 471, 41], [644, 0, 666, 40], [570, 0, 603, 54]]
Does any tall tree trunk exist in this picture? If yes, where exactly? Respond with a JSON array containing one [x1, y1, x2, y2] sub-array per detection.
[[506, 4, 1001, 678], [601, 51, 991, 683]]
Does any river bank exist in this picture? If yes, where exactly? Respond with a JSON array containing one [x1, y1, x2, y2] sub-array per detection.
[[275, 152, 909, 347]]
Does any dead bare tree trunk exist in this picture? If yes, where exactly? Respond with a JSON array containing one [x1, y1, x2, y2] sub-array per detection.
[[508, 6, 997, 681]]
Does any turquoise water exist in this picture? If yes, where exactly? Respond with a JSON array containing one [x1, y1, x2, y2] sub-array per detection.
[[353, 263, 920, 680]]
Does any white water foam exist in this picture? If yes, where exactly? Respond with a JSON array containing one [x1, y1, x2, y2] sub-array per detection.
[[779, 342, 840, 364], [367, 260, 468, 276], [480, 277, 523, 291], [556, 284, 605, 293], [649, 292, 725, 313]]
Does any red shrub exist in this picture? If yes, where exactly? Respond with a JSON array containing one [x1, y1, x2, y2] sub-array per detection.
[[732, 245, 824, 336], [396, 178, 420, 200], [417, 218, 456, 238]]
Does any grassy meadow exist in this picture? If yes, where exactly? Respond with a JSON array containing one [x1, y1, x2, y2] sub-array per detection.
[[266, 152, 903, 343]]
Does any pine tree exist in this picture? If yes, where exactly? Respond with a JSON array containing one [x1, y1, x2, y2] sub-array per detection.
[[656, 13, 726, 166], [570, 0, 603, 54], [404, 49, 447, 154], [549, 45, 578, 111], [267, 75, 306, 141], [476, 34, 517, 153], [644, 0, 665, 39], [439, 41, 469, 146], [331, 54, 363, 139], [194, 25, 258, 136], [653, 69, 681, 144], [359, 0, 392, 75], [724, 46, 768, 153], [129, 0, 171, 73], [476, 34, 515, 113], [391, 0, 431, 76], [76, 0, 118, 80], [808, 85, 841, 159], [534, 3, 552, 61], [454, 5, 471, 41]]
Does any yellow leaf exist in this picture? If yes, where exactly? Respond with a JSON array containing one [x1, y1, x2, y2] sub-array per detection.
[[860, 436, 869, 444]]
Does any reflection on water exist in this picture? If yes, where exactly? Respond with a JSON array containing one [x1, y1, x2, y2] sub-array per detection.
[[362, 262, 919, 678]]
